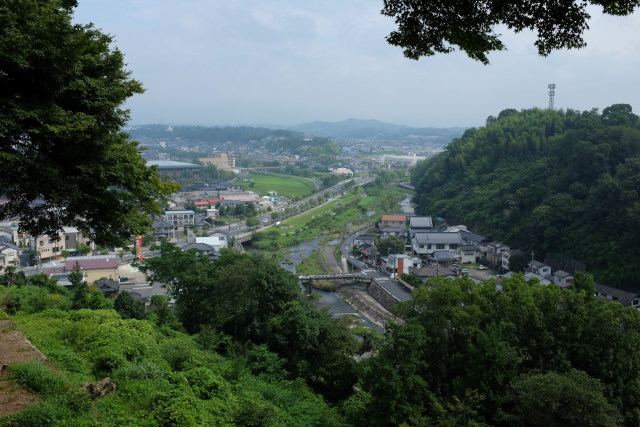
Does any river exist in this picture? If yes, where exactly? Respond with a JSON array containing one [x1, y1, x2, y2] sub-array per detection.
[[278, 236, 383, 333]]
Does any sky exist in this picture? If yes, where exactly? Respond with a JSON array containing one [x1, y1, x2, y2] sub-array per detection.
[[73, 1, 640, 128]]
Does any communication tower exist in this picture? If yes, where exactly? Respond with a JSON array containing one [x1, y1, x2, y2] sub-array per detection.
[[548, 83, 556, 109]]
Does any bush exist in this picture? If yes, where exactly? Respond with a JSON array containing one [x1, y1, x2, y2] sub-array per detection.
[[114, 359, 168, 381], [183, 367, 231, 400], [9, 362, 66, 396], [12, 399, 75, 426], [159, 337, 205, 371]]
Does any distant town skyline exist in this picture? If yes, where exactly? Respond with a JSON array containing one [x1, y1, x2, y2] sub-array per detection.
[[74, 1, 640, 128]]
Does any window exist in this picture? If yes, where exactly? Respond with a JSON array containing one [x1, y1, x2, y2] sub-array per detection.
[[436, 244, 445, 250], [39, 241, 44, 247], [419, 244, 424, 249], [450, 244, 458, 249]]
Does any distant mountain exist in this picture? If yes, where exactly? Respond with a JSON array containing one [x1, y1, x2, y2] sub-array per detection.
[[288, 118, 466, 141]]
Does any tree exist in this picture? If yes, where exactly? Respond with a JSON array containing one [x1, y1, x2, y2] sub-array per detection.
[[70, 264, 88, 310], [0, 266, 26, 287], [376, 235, 406, 256], [76, 243, 92, 256], [114, 291, 146, 320], [381, 0, 640, 64], [0, 0, 177, 246], [507, 252, 529, 272], [502, 370, 621, 426]]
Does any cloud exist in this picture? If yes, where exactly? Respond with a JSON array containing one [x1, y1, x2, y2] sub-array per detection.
[[74, 1, 640, 128]]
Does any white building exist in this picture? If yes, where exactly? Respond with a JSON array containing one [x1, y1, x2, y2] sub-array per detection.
[[411, 232, 463, 257]]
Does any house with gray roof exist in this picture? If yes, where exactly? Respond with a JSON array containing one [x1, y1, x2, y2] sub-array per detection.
[[182, 242, 219, 260], [409, 216, 434, 233], [411, 232, 463, 257], [458, 244, 478, 264], [553, 270, 574, 288], [95, 278, 120, 299], [596, 284, 640, 309]]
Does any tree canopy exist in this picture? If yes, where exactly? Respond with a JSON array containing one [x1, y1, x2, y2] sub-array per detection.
[[0, 0, 176, 245], [358, 275, 640, 425], [411, 105, 640, 287], [382, 0, 640, 63]]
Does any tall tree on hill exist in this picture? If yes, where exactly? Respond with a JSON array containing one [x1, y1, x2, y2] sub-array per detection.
[[0, 0, 177, 246]]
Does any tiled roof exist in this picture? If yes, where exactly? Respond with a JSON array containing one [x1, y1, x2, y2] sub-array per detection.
[[410, 216, 433, 228], [382, 215, 406, 222], [65, 256, 119, 271], [413, 232, 463, 245]]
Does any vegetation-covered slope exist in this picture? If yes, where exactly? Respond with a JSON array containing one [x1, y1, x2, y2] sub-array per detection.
[[411, 104, 640, 287]]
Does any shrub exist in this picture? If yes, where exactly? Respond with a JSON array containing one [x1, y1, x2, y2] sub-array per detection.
[[9, 362, 66, 396], [183, 367, 231, 400], [159, 337, 205, 372], [114, 359, 168, 381]]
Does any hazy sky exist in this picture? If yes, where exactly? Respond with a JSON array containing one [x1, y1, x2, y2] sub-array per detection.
[[74, 1, 640, 128]]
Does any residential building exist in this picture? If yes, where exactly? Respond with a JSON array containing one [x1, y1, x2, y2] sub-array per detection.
[[411, 232, 463, 257], [458, 244, 478, 264], [460, 230, 491, 256], [379, 227, 407, 239], [31, 232, 65, 261], [63, 227, 92, 251], [182, 242, 219, 260], [529, 260, 552, 276], [409, 216, 434, 235], [410, 265, 456, 280], [380, 215, 407, 228], [596, 284, 640, 309], [194, 234, 227, 253], [164, 210, 195, 235], [354, 234, 376, 247], [95, 278, 120, 299], [384, 254, 422, 277], [553, 270, 574, 288], [486, 242, 510, 271], [0, 243, 20, 270], [64, 255, 120, 284]]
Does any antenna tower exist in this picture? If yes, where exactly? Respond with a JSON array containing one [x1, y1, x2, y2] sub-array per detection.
[[548, 83, 556, 109]]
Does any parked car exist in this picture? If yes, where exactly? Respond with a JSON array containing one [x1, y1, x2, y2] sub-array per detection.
[[461, 268, 469, 274], [478, 265, 487, 270]]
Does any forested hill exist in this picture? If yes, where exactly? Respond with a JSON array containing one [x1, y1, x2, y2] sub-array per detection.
[[126, 124, 297, 143], [411, 104, 640, 288]]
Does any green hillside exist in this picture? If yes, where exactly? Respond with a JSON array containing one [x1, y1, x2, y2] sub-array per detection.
[[411, 104, 640, 288]]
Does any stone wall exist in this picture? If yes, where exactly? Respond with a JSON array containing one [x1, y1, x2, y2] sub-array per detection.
[[368, 280, 400, 311]]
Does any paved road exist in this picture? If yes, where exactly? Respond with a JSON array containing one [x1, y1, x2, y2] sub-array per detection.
[[340, 227, 412, 302]]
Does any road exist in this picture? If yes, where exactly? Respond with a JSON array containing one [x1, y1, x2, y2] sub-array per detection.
[[210, 175, 375, 241], [340, 227, 412, 302]]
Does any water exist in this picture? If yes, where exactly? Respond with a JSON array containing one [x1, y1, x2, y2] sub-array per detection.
[[278, 236, 383, 333], [399, 194, 412, 206]]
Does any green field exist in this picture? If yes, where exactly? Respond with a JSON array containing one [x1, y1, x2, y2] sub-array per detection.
[[251, 186, 404, 251], [247, 172, 317, 198]]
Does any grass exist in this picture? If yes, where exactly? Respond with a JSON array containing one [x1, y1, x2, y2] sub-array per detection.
[[247, 172, 317, 198], [296, 252, 324, 275], [251, 186, 404, 251]]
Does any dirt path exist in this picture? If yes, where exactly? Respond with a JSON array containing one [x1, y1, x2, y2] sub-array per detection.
[[0, 319, 47, 417]]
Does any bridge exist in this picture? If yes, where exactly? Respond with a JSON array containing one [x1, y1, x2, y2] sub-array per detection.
[[298, 273, 373, 283]]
